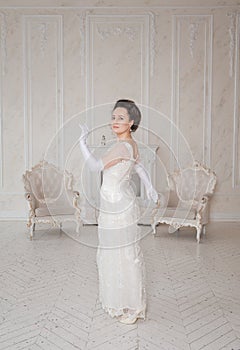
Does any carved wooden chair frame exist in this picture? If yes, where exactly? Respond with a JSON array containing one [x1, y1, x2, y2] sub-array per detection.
[[23, 160, 82, 239], [152, 161, 217, 243]]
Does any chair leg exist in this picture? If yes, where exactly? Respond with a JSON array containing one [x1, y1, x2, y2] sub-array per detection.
[[76, 219, 82, 233], [151, 223, 156, 235], [202, 225, 206, 235], [30, 223, 35, 240], [196, 226, 202, 243], [59, 223, 63, 235]]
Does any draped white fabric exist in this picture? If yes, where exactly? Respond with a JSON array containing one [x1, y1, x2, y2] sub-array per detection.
[[97, 141, 146, 320]]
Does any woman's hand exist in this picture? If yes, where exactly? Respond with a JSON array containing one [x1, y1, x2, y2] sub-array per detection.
[[79, 123, 89, 144], [78, 123, 103, 172], [146, 186, 158, 204]]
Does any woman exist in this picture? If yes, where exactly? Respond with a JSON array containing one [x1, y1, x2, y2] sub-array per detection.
[[79, 99, 158, 324]]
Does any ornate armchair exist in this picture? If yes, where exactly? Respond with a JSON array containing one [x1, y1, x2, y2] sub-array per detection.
[[23, 160, 82, 239], [152, 161, 217, 242]]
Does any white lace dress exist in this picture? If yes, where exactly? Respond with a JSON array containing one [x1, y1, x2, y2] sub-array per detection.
[[97, 141, 146, 320]]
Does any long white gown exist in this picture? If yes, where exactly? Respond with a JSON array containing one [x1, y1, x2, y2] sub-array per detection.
[[97, 141, 146, 320]]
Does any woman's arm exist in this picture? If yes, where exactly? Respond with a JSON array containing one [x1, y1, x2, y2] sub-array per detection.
[[134, 161, 158, 203], [79, 125, 131, 171], [79, 124, 103, 172]]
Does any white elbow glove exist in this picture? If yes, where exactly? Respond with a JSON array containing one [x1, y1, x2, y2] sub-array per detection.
[[79, 124, 103, 172], [134, 162, 158, 203]]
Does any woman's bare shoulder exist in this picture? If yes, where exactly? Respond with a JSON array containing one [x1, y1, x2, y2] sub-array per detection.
[[127, 139, 139, 159], [117, 139, 139, 159]]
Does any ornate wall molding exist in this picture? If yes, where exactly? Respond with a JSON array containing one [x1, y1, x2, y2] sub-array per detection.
[[228, 12, 236, 78], [77, 11, 88, 77], [95, 12, 155, 77], [149, 11, 156, 77], [0, 12, 7, 188], [0, 12, 7, 76], [0, 1, 239, 9], [189, 22, 199, 58], [171, 15, 213, 169], [39, 22, 48, 58], [188, 17, 209, 59], [23, 15, 64, 169], [232, 13, 240, 188], [86, 14, 150, 144], [227, 12, 237, 78], [226, 10, 240, 88], [96, 23, 138, 41]]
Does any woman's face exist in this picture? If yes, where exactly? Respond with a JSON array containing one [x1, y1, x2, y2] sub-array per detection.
[[111, 107, 133, 135]]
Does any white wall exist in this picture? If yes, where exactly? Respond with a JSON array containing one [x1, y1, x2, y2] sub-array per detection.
[[0, 0, 239, 220]]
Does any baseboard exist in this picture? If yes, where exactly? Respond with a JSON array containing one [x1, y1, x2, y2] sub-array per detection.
[[0, 212, 240, 222], [210, 213, 240, 222], [0, 217, 26, 221], [0, 211, 27, 221]]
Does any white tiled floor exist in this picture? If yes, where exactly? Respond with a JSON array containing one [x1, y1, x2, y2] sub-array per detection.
[[0, 221, 240, 350]]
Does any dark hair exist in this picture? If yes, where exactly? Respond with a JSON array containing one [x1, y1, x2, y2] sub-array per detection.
[[113, 99, 141, 132]]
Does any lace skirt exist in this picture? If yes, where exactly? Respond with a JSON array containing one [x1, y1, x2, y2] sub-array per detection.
[[97, 193, 147, 320]]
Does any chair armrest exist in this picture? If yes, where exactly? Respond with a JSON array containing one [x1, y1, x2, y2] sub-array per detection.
[[24, 192, 34, 201], [196, 193, 213, 218], [24, 193, 36, 226], [24, 192, 36, 210], [72, 190, 81, 210], [201, 193, 213, 203], [196, 193, 213, 224], [73, 190, 80, 199]]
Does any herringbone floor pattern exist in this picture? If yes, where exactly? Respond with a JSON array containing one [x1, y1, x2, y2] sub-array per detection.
[[0, 221, 240, 350]]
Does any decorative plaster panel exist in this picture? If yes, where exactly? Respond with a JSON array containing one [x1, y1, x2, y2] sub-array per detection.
[[232, 13, 240, 188], [86, 14, 150, 144], [0, 13, 5, 188], [171, 14, 213, 169], [77, 11, 87, 77], [23, 15, 63, 169]]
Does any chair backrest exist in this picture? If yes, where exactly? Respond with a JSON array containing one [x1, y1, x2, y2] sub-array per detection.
[[23, 160, 74, 208], [167, 161, 217, 208]]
